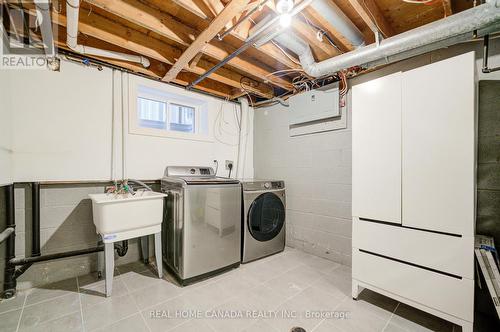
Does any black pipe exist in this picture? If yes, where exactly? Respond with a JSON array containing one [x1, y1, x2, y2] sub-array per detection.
[[13, 263, 32, 279], [187, 41, 256, 90], [482, 35, 500, 73], [2, 180, 144, 298], [31, 182, 41, 257], [2, 184, 16, 299], [10, 246, 104, 266], [114, 240, 129, 257]]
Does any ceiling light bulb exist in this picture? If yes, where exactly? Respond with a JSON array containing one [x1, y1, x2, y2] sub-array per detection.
[[279, 13, 292, 28], [276, 0, 293, 14]]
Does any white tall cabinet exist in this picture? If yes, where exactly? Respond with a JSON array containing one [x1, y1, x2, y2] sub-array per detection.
[[352, 52, 476, 332]]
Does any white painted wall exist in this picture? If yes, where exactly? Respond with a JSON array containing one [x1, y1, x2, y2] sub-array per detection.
[[3, 58, 253, 288], [123, 74, 253, 180], [254, 38, 500, 266], [10, 61, 113, 182], [7, 59, 253, 182], [0, 70, 12, 185]]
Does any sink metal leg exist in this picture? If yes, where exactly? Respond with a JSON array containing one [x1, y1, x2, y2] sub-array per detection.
[[154, 232, 163, 279], [97, 249, 104, 279], [104, 242, 114, 297]]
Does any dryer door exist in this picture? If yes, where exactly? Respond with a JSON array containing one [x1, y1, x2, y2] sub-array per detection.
[[248, 192, 285, 242]]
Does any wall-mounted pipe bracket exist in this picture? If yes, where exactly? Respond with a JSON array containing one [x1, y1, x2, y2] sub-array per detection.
[[482, 34, 500, 73]]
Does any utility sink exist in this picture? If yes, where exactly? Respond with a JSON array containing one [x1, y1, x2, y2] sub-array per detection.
[[89, 191, 167, 241]]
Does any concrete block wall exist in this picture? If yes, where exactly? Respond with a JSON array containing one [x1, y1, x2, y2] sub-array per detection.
[[477, 81, 500, 245], [0, 188, 7, 293], [253, 40, 500, 267], [7, 185, 141, 290], [254, 105, 353, 266]]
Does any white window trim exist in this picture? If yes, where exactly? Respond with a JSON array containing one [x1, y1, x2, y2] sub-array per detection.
[[129, 78, 213, 142]]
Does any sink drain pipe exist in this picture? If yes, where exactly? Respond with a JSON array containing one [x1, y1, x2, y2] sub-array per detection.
[[1, 181, 141, 299]]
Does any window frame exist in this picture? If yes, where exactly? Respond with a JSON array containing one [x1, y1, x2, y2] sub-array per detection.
[[129, 79, 212, 142], [167, 102, 196, 133]]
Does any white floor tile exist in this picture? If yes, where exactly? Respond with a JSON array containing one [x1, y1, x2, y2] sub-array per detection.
[[7, 251, 480, 332]]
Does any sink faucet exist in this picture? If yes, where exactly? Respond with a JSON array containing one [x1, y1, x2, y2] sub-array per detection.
[[126, 179, 153, 194], [106, 179, 153, 195]]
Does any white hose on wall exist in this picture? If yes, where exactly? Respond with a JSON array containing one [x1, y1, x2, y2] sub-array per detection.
[[66, 0, 150, 68], [236, 98, 250, 179], [34, 0, 55, 57]]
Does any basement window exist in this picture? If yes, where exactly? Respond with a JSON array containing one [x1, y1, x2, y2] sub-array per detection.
[[129, 78, 210, 141], [137, 98, 196, 133], [168, 103, 195, 133]]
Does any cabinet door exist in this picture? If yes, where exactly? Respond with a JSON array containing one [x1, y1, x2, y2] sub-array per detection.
[[352, 72, 402, 224], [402, 52, 475, 236]]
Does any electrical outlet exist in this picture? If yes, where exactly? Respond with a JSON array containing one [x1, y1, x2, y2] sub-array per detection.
[[225, 160, 234, 170]]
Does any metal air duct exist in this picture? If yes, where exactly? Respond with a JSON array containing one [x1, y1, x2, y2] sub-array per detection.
[[274, 0, 500, 77]]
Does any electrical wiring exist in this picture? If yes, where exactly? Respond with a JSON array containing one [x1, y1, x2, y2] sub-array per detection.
[[271, 41, 302, 65], [361, 0, 391, 38], [402, 0, 436, 3], [265, 68, 306, 79], [214, 97, 240, 147], [213, 160, 219, 175], [300, 13, 343, 53]]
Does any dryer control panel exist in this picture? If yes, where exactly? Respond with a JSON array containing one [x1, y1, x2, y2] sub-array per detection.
[[242, 180, 285, 191]]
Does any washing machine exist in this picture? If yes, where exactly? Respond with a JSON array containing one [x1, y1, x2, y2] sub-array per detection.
[[241, 180, 286, 263]]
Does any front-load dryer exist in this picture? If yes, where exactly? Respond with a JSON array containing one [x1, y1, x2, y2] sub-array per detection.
[[241, 180, 285, 263]]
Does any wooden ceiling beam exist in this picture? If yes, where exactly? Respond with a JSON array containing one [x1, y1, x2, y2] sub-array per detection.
[[346, 0, 394, 38], [84, 0, 292, 90], [442, 0, 453, 17], [162, 0, 251, 82], [45, 26, 235, 98], [50, 7, 274, 98], [204, 0, 225, 17], [167, 0, 301, 70], [263, 3, 339, 60]]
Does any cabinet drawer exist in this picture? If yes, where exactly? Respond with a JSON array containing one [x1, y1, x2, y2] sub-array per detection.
[[353, 249, 474, 322], [353, 218, 474, 279]]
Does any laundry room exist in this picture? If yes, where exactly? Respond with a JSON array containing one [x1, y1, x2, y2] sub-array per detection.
[[1, 1, 500, 332]]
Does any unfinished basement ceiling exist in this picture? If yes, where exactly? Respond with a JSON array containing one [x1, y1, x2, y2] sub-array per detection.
[[21, 0, 475, 99]]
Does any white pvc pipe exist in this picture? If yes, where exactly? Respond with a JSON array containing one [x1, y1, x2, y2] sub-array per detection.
[[275, 0, 500, 77], [34, 0, 55, 57], [65, 0, 150, 68], [236, 98, 249, 179]]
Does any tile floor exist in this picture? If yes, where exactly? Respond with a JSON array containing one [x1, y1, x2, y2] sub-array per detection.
[[0, 248, 493, 332]]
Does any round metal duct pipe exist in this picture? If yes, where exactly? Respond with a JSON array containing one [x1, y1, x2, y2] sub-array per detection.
[[310, 0, 365, 48], [274, 0, 500, 77]]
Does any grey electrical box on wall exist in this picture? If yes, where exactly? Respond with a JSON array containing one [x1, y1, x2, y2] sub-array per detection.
[[288, 82, 340, 126]]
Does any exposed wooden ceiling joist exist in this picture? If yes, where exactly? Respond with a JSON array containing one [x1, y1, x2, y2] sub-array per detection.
[[347, 0, 395, 38], [264, 3, 340, 61], [83, 0, 293, 90], [47, 5, 274, 98], [46, 26, 236, 98], [158, 0, 301, 70], [442, 0, 453, 17], [18, 0, 470, 100], [162, 0, 251, 82]]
